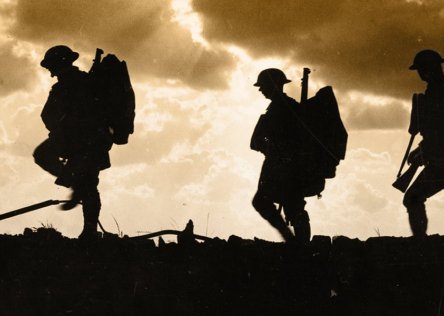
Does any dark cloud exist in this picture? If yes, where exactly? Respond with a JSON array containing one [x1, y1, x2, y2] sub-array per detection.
[[345, 98, 410, 130], [10, 0, 236, 89], [0, 2, 38, 96], [0, 43, 38, 96], [192, 0, 444, 98]]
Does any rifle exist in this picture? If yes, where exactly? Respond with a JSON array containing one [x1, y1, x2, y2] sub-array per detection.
[[301, 68, 311, 103], [392, 94, 420, 193], [0, 200, 69, 221], [392, 162, 419, 193], [89, 48, 104, 74]]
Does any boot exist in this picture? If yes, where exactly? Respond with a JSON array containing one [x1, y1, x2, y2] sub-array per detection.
[[291, 210, 311, 245], [54, 159, 73, 188], [79, 212, 100, 241], [252, 193, 295, 242], [268, 213, 295, 242], [408, 207, 428, 237], [78, 223, 100, 241], [79, 187, 101, 241], [60, 188, 81, 211]]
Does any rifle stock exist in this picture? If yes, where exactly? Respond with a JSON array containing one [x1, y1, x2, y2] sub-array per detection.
[[392, 163, 419, 193]]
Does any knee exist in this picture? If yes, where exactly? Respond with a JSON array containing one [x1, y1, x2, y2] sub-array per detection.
[[403, 190, 425, 209], [288, 210, 310, 226], [252, 192, 264, 211], [32, 145, 44, 164], [252, 192, 275, 219], [33, 141, 57, 165]]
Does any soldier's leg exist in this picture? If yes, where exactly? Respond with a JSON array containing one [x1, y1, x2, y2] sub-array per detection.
[[403, 168, 444, 237], [252, 191, 294, 242], [283, 198, 311, 244], [59, 158, 84, 210], [75, 171, 101, 239], [33, 138, 63, 177]]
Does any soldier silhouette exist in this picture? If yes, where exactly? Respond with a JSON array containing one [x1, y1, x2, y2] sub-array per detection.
[[33, 45, 113, 240], [251, 69, 320, 244], [401, 49, 444, 237]]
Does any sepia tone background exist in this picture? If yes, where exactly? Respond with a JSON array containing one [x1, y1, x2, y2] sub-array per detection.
[[0, 0, 443, 241]]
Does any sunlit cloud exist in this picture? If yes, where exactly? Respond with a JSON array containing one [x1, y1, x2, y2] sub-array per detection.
[[192, 0, 444, 98]]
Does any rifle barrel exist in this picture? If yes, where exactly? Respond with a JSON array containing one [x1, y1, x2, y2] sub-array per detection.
[[0, 200, 63, 221], [397, 134, 415, 178]]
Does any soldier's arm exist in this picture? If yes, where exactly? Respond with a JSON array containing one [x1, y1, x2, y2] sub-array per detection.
[[250, 115, 267, 153], [407, 145, 424, 166], [41, 88, 62, 132], [251, 114, 275, 155]]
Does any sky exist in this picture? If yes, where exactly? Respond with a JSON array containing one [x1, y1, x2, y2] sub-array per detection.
[[1, 0, 444, 241]]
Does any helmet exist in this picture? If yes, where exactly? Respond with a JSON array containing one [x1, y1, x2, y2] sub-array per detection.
[[40, 45, 79, 69], [409, 49, 444, 70], [253, 68, 291, 87]]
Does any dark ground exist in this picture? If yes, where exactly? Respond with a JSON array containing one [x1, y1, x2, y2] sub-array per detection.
[[1, 227, 444, 315]]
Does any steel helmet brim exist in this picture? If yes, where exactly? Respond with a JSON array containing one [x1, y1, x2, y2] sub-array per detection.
[[253, 79, 291, 87], [40, 53, 79, 68], [409, 61, 444, 70]]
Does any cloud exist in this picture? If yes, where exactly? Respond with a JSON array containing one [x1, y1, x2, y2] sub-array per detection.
[[192, 0, 444, 98], [0, 149, 19, 187], [10, 0, 236, 89], [0, 87, 49, 156], [0, 42, 38, 96], [111, 93, 212, 166], [307, 147, 407, 238], [348, 180, 389, 213], [0, 2, 39, 96], [328, 148, 394, 206], [175, 149, 254, 203], [343, 93, 410, 130]]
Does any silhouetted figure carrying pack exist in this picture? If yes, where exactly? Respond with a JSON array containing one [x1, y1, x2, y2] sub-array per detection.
[[394, 50, 444, 237], [33, 45, 135, 240], [250, 68, 347, 244]]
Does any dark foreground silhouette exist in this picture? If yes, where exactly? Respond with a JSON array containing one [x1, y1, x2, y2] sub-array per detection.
[[1, 224, 444, 315], [394, 49, 444, 238], [33, 45, 135, 240], [251, 68, 347, 244]]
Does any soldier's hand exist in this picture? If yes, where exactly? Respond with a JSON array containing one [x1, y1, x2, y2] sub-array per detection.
[[407, 147, 423, 166]]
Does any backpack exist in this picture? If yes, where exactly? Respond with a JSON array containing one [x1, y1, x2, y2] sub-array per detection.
[[89, 48, 135, 145], [303, 86, 347, 179]]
